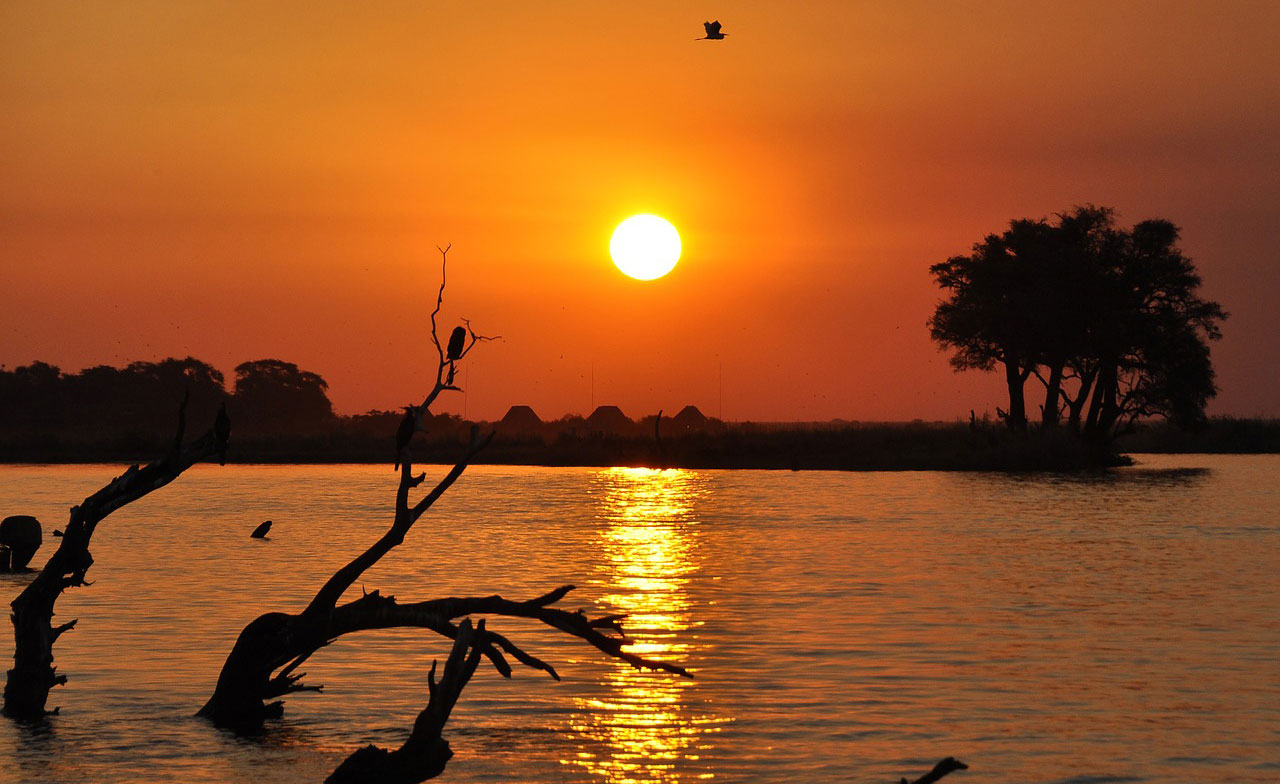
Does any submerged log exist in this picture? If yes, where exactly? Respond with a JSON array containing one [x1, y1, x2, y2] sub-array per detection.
[[4, 394, 229, 720]]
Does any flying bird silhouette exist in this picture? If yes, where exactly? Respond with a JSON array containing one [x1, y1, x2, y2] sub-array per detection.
[[697, 20, 726, 40], [447, 326, 467, 360], [394, 406, 415, 471]]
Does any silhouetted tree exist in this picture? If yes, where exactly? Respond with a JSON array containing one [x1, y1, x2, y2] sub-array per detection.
[[0, 361, 64, 432], [1, 357, 226, 445], [232, 359, 335, 434], [930, 206, 1225, 445], [928, 228, 1043, 430], [1075, 217, 1226, 442]]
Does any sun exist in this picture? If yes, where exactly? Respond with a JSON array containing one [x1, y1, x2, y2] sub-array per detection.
[[610, 214, 681, 280]]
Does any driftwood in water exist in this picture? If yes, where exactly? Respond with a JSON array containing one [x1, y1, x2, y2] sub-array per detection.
[[4, 393, 229, 720], [902, 757, 968, 784]]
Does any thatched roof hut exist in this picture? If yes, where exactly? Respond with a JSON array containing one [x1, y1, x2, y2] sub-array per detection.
[[586, 405, 634, 435], [499, 405, 543, 433]]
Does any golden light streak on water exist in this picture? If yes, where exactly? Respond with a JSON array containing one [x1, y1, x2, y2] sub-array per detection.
[[563, 468, 728, 784]]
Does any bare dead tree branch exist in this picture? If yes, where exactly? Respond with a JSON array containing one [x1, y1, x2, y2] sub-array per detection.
[[199, 250, 686, 748], [5, 397, 229, 720], [429, 244, 450, 368]]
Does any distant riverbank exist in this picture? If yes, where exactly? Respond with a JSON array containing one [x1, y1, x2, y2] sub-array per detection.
[[3, 418, 1275, 470]]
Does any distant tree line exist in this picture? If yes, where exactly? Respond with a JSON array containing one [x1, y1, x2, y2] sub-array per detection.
[[0, 358, 336, 442], [929, 206, 1226, 444]]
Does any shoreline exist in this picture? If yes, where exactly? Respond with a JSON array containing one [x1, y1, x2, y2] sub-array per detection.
[[3, 418, 1273, 471]]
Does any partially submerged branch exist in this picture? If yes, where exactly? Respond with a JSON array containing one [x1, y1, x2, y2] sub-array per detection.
[[326, 618, 488, 784], [5, 394, 229, 720], [200, 569, 687, 728], [318, 586, 688, 784]]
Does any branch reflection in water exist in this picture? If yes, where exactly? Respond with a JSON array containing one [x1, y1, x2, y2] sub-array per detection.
[[564, 468, 728, 783]]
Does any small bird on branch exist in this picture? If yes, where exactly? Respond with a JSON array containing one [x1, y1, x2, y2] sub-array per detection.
[[697, 20, 727, 40], [394, 406, 416, 471]]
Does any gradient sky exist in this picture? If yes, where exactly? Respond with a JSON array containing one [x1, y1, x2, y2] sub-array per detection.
[[3, 1, 1278, 422]]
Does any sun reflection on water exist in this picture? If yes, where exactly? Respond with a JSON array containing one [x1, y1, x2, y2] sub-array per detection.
[[563, 468, 727, 784]]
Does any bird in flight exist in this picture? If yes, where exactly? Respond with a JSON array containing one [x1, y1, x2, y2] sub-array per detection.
[[697, 20, 727, 40]]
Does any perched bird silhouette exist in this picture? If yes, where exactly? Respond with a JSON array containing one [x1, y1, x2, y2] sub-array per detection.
[[697, 20, 726, 40], [394, 406, 416, 471], [250, 520, 272, 539], [214, 401, 231, 465], [447, 326, 467, 361]]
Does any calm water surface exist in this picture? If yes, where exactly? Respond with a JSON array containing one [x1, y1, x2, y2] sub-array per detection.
[[0, 456, 1277, 783]]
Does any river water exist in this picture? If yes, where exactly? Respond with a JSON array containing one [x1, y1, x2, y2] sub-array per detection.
[[0, 456, 1277, 783]]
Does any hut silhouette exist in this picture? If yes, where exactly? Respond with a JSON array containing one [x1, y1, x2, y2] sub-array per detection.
[[586, 405, 634, 436], [499, 405, 543, 434], [669, 405, 709, 434]]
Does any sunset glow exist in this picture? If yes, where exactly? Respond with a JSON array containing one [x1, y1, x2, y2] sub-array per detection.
[[3, 5, 1278, 784], [610, 215, 682, 281], [2, 2, 1277, 422]]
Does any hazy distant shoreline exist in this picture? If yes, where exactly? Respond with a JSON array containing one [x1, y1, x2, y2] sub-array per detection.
[[3, 418, 1275, 470]]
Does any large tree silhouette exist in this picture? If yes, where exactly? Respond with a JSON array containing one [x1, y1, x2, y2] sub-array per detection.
[[930, 206, 1225, 443], [232, 359, 335, 434]]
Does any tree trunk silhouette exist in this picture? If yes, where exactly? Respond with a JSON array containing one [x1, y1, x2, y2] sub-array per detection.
[[1041, 362, 1064, 427], [1084, 361, 1118, 444], [1065, 364, 1098, 433], [1002, 359, 1028, 431], [4, 394, 228, 720]]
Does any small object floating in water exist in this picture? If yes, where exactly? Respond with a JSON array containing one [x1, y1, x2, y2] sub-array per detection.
[[1, 515, 43, 571], [53, 530, 63, 538], [250, 520, 272, 539], [900, 757, 968, 784]]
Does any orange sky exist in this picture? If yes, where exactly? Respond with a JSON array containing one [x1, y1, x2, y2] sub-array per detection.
[[3, 1, 1278, 421]]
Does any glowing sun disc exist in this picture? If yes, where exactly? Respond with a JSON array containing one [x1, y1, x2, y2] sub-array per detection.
[[610, 215, 681, 280]]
